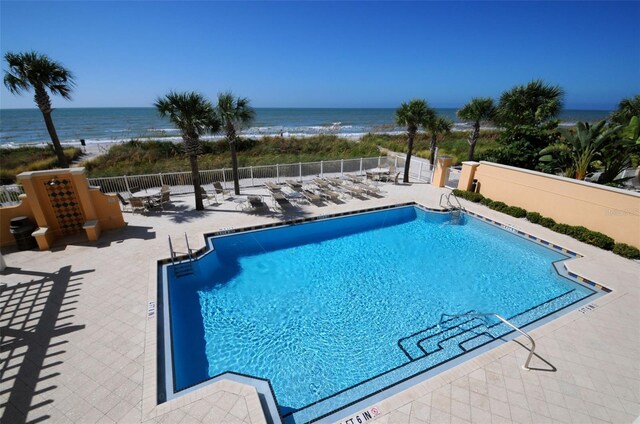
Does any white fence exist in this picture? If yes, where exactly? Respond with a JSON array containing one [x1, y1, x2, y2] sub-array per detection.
[[0, 156, 433, 205]]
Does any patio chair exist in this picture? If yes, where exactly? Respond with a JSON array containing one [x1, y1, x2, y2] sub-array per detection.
[[319, 188, 341, 203], [213, 182, 231, 199], [129, 197, 148, 214], [158, 186, 171, 209], [129, 186, 141, 194], [116, 193, 130, 211], [199, 187, 216, 205]]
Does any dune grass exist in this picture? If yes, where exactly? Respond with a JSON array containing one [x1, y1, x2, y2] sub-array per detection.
[[0, 146, 83, 184]]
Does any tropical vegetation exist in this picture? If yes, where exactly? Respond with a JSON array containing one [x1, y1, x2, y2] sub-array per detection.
[[216, 92, 256, 195], [493, 80, 564, 170], [457, 97, 495, 161], [395, 99, 435, 182], [154, 91, 221, 210], [0, 146, 82, 184], [426, 116, 453, 165], [3, 51, 76, 168], [609, 95, 640, 125]]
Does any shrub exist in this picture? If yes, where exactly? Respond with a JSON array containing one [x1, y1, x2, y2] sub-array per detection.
[[480, 197, 493, 207], [613, 243, 640, 259], [551, 223, 574, 235], [538, 217, 556, 228], [489, 201, 508, 212], [576, 229, 615, 251], [526, 212, 542, 224], [503, 206, 527, 218], [452, 189, 485, 203]]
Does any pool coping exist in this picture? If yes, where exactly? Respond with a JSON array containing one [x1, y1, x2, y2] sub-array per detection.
[[143, 201, 613, 424]]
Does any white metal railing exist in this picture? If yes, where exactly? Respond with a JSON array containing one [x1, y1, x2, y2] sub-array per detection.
[[0, 184, 25, 206], [0, 156, 434, 203], [83, 156, 432, 195]]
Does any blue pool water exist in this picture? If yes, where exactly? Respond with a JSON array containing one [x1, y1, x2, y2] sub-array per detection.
[[163, 206, 597, 423]]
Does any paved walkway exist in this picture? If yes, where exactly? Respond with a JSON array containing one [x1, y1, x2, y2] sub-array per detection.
[[1, 181, 638, 424]]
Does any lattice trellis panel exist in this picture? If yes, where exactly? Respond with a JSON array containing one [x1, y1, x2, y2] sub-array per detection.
[[45, 178, 84, 234]]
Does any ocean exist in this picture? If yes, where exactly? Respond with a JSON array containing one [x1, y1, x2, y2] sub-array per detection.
[[0, 107, 611, 147]]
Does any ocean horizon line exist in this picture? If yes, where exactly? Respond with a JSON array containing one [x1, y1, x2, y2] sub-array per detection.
[[0, 106, 614, 112]]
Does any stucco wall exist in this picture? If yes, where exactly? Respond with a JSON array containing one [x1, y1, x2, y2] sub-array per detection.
[[89, 188, 126, 230], [473, 162, 640, 248]]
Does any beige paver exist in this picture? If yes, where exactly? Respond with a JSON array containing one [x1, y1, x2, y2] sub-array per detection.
[[1, 181, 638, 424]]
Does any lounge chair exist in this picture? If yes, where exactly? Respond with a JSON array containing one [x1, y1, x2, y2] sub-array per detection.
[[246, 195, 270, 214], [285, 180, 303, 191], [301, 189, 322, 204], [265, 182, 282, 192], [129, 197, 148, 214], [272, 191, 295, 211], [319, 188, 341, 203], [345, 174, 364, 184]]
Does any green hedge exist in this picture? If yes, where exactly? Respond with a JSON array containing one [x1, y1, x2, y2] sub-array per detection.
[[452, 190, 633, 257], [613, 243, 640, 259]]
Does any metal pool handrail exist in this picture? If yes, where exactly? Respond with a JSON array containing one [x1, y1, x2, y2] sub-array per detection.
[[439, 191, 465, 212], [168, 233, 194, 265], [446, 312, 536, 370]]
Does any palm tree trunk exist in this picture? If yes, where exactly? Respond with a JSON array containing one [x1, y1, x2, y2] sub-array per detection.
[[404, 130, 415, 183], [429, 133, 437, 169], [35, 86, 68, 168], [468, 123, 480, 161], [189, 154, 204, 210], [230, 140, 241, 195]]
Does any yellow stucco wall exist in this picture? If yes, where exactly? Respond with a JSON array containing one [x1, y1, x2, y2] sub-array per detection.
[[474, 162, 640, 248], [89, 188, 126, 230], [0, 167, 126, 249]]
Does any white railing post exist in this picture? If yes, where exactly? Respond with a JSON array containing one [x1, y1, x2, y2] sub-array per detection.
[[299, 162, 302, 181], [419, 162, 423, 181], [159, 173, 164, 187], [378, 156, 381, 167], [250, 166, 254, 187], [320, 161, 324, 177], [359, 158, 363, 175], [340, 159, 344, 176], [124, 175, 130, 193], [395, 156, 398, 168], [276, 164, 280, 183], [222, 169, 227, 188]]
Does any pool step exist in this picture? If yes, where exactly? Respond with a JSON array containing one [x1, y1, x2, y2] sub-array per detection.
[[173, 262, 194, 277], [398, 311, 476, 360]]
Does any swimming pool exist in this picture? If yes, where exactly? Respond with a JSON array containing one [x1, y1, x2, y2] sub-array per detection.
[[158, 204, 606, 423]]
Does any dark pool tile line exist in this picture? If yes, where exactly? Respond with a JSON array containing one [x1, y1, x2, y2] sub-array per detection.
[[203, 202, 420, 239], [465, 210, 581, 257]]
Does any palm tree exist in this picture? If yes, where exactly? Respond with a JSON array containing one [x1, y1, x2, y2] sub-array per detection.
[[155, 91, 220, 211], [457, 97, 495, 161], [3, 51, 75, 168], [540, 120, 622, 180], [395, 99, 435, 183], [426, 116, 454, 166], [216, 92, 255, 195], [609, 95, 640, 125], [495, 80, 564, 127]]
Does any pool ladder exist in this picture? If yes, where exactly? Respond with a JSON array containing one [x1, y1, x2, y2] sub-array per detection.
[[168, 233, 195, 277], [444, 312, 536, 370], [440, 191, 465, 224]]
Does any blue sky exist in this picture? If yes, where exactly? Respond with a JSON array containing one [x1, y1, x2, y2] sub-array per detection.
[[1, 1, 638, 110]]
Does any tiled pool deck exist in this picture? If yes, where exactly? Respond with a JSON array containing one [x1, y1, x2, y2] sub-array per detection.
[[1, 181, 638, 423]]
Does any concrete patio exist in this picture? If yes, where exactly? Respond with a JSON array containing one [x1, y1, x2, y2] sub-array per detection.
[[1, 180, 638, 424]]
